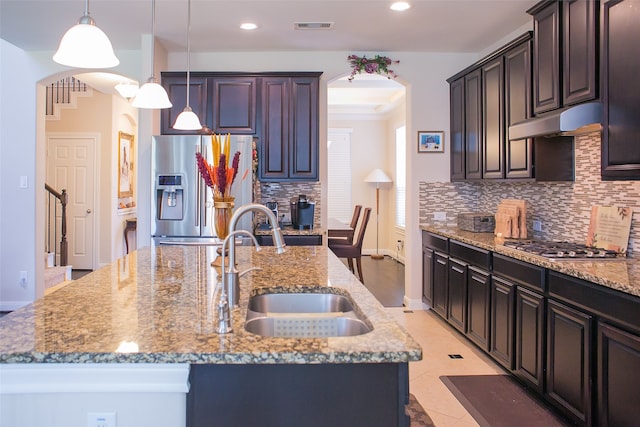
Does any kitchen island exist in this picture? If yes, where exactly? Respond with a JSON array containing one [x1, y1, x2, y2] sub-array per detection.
[[0, 245, 421, 427]]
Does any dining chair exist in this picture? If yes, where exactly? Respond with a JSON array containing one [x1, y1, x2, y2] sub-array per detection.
[[328, 205, 362, 247], [329, 207, 372, 283]]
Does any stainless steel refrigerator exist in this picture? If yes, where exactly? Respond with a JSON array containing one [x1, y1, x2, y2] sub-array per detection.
[[151, 135, 254, 243]]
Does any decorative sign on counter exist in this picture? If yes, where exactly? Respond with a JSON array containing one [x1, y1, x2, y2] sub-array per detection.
[[586, 206, 633, 253]]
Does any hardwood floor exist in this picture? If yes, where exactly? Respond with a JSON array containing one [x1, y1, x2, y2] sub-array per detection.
[[342, 255, 405, 307]]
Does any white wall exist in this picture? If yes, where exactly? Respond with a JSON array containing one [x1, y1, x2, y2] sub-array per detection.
[[0, 38, 145, 310]]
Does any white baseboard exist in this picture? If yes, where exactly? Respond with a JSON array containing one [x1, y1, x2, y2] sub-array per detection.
[[0, 301, 30, 312], [403, 296, 425, 310]]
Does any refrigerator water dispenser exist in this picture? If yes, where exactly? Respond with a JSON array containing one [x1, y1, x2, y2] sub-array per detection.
[[156, 174, 185, 220]]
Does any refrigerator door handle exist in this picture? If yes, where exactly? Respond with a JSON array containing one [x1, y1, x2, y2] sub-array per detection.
[[195, 144, 201, 228]]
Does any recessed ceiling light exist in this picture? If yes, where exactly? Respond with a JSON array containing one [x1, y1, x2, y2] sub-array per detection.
[[240, 23, 258, 30], [390, 2, 411, 11]]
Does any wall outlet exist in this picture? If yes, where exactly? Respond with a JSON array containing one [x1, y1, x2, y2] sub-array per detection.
[[87, 413, 116, 427], [396, 240, 404, 251], [19, 271, 27, 288], [433, 212, 447, 221], [533, 220, 542, 232]]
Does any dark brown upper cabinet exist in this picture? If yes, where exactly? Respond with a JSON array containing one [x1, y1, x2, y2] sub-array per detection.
[[160, 74, 208, 135], [160, 73, 256, 135], [448, 33, 534, 181], [482, 58, 505, 179], [505, 40, 534, 179], [450, 78, 466, 181], [210, 77, 257, 134], [601, 0, 640, 180], [528, 0, 598, 115], [259, 74, 320, 181], [464, 69, 483, 180]]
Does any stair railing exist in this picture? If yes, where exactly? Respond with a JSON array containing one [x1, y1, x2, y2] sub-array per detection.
[[45, 77, 87, 116], [45, 184, 68, 266]]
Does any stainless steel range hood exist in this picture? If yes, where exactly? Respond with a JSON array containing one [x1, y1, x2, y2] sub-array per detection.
[[509, 102, 602, 140]]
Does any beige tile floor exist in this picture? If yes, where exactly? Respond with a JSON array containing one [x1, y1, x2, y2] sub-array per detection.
[[386, 307, 506, 427]]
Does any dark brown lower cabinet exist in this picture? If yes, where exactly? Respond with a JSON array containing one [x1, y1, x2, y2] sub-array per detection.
[[422, 246, 434, 306], [490, 275, 515, 370], [597, 322, 640, 427], [546, 300, 592, 425], [515, 286, 545, 393], [467, 266, 491, 351], [447, 258, 467, 333], [432, 252, 448, 318]]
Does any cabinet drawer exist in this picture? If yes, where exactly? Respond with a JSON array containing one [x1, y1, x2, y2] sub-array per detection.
[[450, 240, 491, 269], [493, 253, 545, 291], [422, 231, 448, 253], [549, 271, 640, 334]]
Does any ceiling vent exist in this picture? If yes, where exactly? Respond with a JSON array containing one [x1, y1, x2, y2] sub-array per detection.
[[294, 22, 334, 30]]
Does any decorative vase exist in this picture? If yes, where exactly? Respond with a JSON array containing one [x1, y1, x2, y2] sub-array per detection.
[[213, 197, 235, 240]]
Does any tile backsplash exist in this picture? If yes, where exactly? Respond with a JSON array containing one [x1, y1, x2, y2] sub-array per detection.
[[255, 181, 322, 227], [419, 131, 640, 257]]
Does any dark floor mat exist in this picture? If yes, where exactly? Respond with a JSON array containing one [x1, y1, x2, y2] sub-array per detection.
[[407, 393, 435, 427], [441, 375, 572, 427]]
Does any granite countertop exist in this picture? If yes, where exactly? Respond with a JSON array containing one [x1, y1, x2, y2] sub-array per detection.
[[0, 246, 421, 364], [421, 224, 640, 298], [254, 225, 324, 236]]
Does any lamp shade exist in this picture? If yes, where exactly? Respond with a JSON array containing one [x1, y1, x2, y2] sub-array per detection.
[[53, 19, 119, 68], [132, 77, 172, 109], [173, 107, 203, 131], [364, 168, 392, 184]]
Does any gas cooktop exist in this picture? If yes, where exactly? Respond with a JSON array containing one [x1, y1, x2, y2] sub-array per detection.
[[501, 240, 623, 260]]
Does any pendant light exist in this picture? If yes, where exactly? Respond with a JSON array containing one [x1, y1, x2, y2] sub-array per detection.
[[173, 0, 202, 130], [53, 0, 119, 68], [132, 0, 172, 109]]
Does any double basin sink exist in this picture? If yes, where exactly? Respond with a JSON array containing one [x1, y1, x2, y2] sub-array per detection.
[[244, 291, 372, 338]]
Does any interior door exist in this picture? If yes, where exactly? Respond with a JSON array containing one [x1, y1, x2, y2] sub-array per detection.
[[47, 135, 96, 269]]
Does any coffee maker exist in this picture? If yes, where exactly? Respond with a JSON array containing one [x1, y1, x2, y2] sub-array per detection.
[[290, 195, 315, 230]]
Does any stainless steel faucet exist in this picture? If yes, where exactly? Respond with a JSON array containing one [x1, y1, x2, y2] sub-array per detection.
[[217, 229, 260, 334], [225, 204, 286, 307]]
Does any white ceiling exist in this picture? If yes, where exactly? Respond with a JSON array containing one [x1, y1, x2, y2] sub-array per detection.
[[0, 0, 533, 113]]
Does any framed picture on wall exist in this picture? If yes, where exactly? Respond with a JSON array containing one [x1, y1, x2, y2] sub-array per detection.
[[417, 131, 444, 153], [118, 132, 134, 198]]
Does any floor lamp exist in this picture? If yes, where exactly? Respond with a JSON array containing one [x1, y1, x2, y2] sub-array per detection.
[[364, 168, 392, 260]]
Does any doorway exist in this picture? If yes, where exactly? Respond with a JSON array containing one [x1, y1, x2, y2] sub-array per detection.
[[327, 73, 406, 259], [46, 134, 98, 270]]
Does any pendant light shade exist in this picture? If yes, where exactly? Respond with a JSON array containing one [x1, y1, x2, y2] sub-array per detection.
[[172, 0, 202, 130], [173, 107, 203, 130], [132, 0, 172, 109], [53, 0, 119, 68], [132, 77, 172, 108]]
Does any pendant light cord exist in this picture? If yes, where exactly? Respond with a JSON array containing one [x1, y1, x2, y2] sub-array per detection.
[[150, 0, 156, 80], [186, 0, 192, 107], [84, 0, 90, 17]]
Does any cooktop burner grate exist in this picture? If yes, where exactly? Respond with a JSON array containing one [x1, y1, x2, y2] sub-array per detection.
[[502, 240, 622, 260]]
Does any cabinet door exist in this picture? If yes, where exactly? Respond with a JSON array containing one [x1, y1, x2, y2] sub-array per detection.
[[450, 78, 466, 181], [490, 276, 515, 370], [598, 322, 640, 427], [515, 286, 545, 393], [422, 246, 434, 306], [482, 58, 504, 179], [432, 252, 448, 318], [260, 77, 290, 180], [467, 266, 491, 351], [563, 0, 598, 106], [505, 40, 534, 179], [161, 75, 208, 135], [464, 69, 483, 180], [601, 0, 640, 179], [546, 300, 593, 425], [531, 1, 561, 114], [211, 77, 257, 134], [289, 76, 319, 180], [447, 258, 467, 333]]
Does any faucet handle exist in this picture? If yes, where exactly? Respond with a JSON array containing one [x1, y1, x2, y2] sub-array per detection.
[[216, 290, 233, 334], [239, 266, 263, 278]]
